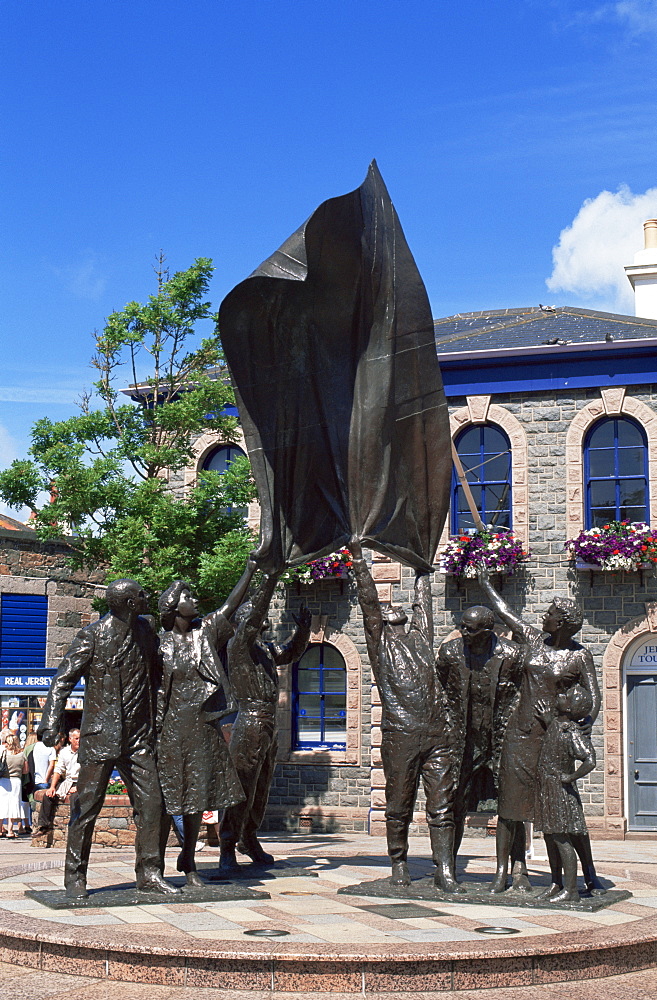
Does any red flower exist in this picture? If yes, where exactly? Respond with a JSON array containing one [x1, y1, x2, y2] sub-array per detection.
[[613, 549, 620, 555], [641, 545, 648, 551]]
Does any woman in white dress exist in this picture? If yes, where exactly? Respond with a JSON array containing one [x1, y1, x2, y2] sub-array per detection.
[[0, 735, 28, 838]]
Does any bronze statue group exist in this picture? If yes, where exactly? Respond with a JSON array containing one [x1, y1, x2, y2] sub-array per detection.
[[39, 538, 602, 905], [38, 563, 310, 899], [352, 542, 603, 904]]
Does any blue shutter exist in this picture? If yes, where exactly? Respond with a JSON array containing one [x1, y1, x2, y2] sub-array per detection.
[[0, 594, 48, 669]]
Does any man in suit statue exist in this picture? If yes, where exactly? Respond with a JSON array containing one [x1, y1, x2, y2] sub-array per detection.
[[38, 579, 179, 899], [436, 606, 523, 868]]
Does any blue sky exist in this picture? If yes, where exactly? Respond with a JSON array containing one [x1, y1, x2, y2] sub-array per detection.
[[2, 0, 657, 495]]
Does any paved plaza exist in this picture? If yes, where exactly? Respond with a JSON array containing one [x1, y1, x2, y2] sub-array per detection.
[[0, 832, 655, 996]]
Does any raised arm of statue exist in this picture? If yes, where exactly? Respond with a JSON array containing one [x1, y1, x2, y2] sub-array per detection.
[[272, 607, 312, 665], [410, 571, 433, 647], [580, 648, 602, 725], [477, 568, 539, 645], [239, 573, 279, 652], [349, 539, 383, 665], [219, 556, 258, 620]]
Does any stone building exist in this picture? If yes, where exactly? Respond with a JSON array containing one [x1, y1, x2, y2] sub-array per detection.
[[183, 300, 657, 842], [0, 514, 101, 737]]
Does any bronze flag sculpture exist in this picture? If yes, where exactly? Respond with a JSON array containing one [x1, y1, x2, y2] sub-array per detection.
[[219, 160, 451, 573]]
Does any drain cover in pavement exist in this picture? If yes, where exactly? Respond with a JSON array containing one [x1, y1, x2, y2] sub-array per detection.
[[359, 902, 446, 919]]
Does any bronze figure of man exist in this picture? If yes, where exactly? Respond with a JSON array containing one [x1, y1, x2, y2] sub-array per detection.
[[350, 540, 460, 891], [436, 606, 523, 869], [38, 579, 178, 899], [219, 573, 311, 871]]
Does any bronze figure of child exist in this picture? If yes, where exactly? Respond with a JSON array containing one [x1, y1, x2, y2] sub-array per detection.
[[534, 685, 596, 903]]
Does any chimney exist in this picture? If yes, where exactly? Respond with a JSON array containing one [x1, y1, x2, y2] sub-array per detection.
[[624, 220, 657, 319]]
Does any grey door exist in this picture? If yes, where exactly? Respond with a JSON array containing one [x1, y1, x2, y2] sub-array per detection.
[[628, 673, 657, 830]]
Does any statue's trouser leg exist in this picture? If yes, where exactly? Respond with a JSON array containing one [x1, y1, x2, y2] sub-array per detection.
[[423, 740, 462, 890], [381, 731, 421, 863], [220, 712, 263, 848], [241, 723, 276, 842], [65, 760, 113, 886], [117, 750, 167, 880], [452, 760, 473, 861]]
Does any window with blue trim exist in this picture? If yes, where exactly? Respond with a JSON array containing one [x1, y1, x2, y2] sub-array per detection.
[[452, 425, 512, 533], [202, 444, 247, 516], [584, 417, 649, 527], [293, 643, 347, 750]]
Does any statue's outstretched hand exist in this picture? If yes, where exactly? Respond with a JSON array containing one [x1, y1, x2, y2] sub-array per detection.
[[348, 536, 363, 559], [293, 606, 312, 629]]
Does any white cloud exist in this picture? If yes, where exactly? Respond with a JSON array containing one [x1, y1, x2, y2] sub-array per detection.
[[613, 1, 657, 39], [51, 255, 107, 301], [565, 1, 657, 39], [546, 185, 657, 313], [0, 387, 77, 404]]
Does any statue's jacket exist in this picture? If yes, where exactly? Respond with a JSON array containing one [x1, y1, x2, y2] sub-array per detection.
[[157, 611, 238, 731], [436, 635, 523, 785], [40, 614, 161, 766]]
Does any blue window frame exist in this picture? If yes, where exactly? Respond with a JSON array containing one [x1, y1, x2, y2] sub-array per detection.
[[0, 594, 48, 670], [202, 444, 247, 515], [293, 643, 347, 750], [451, 425, 512, 533], [202, 444, 246, 474], [584, 417, 649, 528]]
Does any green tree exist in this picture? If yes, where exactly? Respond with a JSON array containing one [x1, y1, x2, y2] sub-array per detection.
[[0, 256, 258, 609]]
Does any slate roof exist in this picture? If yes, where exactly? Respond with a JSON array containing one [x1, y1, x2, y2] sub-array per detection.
[[433, 306, 657, 354]]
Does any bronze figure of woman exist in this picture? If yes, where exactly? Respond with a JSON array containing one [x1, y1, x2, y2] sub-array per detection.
[[478, 570, 601, 893], [157, 560, 255, 885]]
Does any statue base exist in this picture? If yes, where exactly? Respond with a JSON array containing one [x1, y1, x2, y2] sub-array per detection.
[[26, 878, 270, 910], [337, 876, 631, 912], [201, 860, 319, 881]]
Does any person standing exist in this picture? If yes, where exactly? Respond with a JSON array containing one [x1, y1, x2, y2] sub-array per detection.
[[436, 606, 523, 866], [349, 540, 459, 891], [478, 569, 601, 893], [219, 574, 311, 872], [38, 579, 178, 899], [0, 735, 28, 838], [156, 560, 256, 886]]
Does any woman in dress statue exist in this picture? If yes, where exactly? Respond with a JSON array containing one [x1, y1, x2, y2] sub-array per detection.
[[478, 570, 601, 893], [157, 558, 256, 885]]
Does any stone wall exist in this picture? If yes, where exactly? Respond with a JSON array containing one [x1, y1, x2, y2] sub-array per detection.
[[261, 384, 657, 839]]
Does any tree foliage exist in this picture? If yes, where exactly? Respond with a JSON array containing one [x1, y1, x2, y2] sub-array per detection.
[[0, 256, 258, 610]]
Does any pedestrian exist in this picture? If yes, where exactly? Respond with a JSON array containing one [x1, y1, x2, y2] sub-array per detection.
[[0, 735, 28, 838]]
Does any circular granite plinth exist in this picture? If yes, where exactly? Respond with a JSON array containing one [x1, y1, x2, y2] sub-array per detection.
[[1, 836, 656, 992]]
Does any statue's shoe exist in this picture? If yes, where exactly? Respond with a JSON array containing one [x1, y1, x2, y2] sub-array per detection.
[[237, 838, 275, 865], [136, 871, 181, 895], [64, 879, 88, 899]]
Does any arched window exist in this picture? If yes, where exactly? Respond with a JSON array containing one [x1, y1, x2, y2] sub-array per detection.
[[293, 643, 347, 750], [202, 443, 246, 474], [584, 417, 649, 527], [451, 425, 512, 533], [202, 444, 247, 516]]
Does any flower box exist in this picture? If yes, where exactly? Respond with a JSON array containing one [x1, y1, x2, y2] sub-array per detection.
[[280, 548, 354, 587], [567, 521, 657, 573], [439, 528, 528, 580]]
